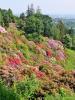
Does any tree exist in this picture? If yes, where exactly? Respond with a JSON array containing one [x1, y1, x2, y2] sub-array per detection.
[[17, 19, 26, 30], [42, 15, 52, 37], [26, 4, 34, 17], [2, 10, 9, 27], [25, 16, 36, 33], [20, 13, 25, 20], [72, 34, 75, 49], [36, 6, 41, 15], [51, 24, 61, 40], [0, 9, 4, 26], [57, 20, 66, 40], [25, 15, 44, 34], [68, 27, 74, 36], [8, 8, 15, 22], [35, 18, 44, 34], [63, 34, 72, 48]]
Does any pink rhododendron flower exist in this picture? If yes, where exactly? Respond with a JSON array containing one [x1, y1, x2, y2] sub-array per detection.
[[56, 50, 65, 60], [0, 26, 7, 33], [48, 39, 63, 50], [8, 56, 22, 67], [48, 39, 58, 49]]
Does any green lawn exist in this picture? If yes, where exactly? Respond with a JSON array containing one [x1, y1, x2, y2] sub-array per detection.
[[63, 49, 75, 70]]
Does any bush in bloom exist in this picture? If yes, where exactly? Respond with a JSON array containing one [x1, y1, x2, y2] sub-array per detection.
[[0, 26, 7, 33], [17, 51, 29, 64], [53, 64, 64, 75], [48, 39, 58, 49], [48, 39, 63, 50], [8, 55, 22, 67], [56, 50, 65, 60], [31, 67, 45, 78], [46, 50, 52, 57]]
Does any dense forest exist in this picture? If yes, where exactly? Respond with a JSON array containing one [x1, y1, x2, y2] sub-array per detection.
[[0, 4, 75, 100]]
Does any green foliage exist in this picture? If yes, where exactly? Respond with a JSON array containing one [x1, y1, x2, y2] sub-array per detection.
[[8, 8, 15, 23], [25, 15, 44, 34], [45, 94, 62, 100], [45, 88, 75, 100], [25, 16, 36, 33], [51, 24, 61, 40], [57, 20, 66, 40], [0, 80, 20, 100], [0, 8, 15, 27], [42, 15, 52, 37], [2, 10, 9, 27], [45, 94, 75, 100], [17, 44, 30, 59], [13, 75, 39, 100], [26, 4, 35, 17], [72, 34, 75, 50], [63, 49, 75, 70], [20, 13, 25, 20], [26, 33, 45, 42], [63, 34, 72, 48], [0, 9, 4, 26]]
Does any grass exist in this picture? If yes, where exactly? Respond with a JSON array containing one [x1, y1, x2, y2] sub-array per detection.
[[63, 48, 75, 70]]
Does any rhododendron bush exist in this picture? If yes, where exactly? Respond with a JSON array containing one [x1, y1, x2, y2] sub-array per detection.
[[56, 50, 65, 60], [7, 55, 22, 67], [48, 39, 63, 50], [31, 67, 45, 78]]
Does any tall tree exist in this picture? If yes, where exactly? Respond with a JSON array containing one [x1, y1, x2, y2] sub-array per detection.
[[0, 9, 4, 26], [25, 16, 36, 33], [2, 10, 9, 27], [57, 20, 66, 40], [36, 6, 41, 15], [26, 4, 34, 17], [20, 13, 25, 20], [8, 8, 15, 22], [42, 15, 52, 37]]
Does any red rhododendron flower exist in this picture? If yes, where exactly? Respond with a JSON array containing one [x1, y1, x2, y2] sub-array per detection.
[[46, 50, 52, 57], [35, 71, 45, 78], [31, 67, 45, 78]]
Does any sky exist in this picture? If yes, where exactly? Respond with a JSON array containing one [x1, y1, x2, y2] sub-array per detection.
[[0, 0, 75, 17]]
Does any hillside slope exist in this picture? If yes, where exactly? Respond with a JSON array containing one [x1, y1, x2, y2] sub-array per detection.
[[0, 26, 75, 100]]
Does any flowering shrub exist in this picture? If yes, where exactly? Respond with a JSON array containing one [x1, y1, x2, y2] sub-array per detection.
[[17, 44, 30, 59], [56, 50, 65, 60], [53, 64, 64, 74], [17, 51, 29, 64], [31, 67, 45, 78], [46, 50, 52, 57], [48, 39, 63, 50], [48, 39, 58, 49], [8, 55, 22, 67], [37, 43, 44, 49], [0, 26, 7, 33]]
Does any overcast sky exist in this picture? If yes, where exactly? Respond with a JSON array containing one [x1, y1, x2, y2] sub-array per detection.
[[0, 0, 75, 16]]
